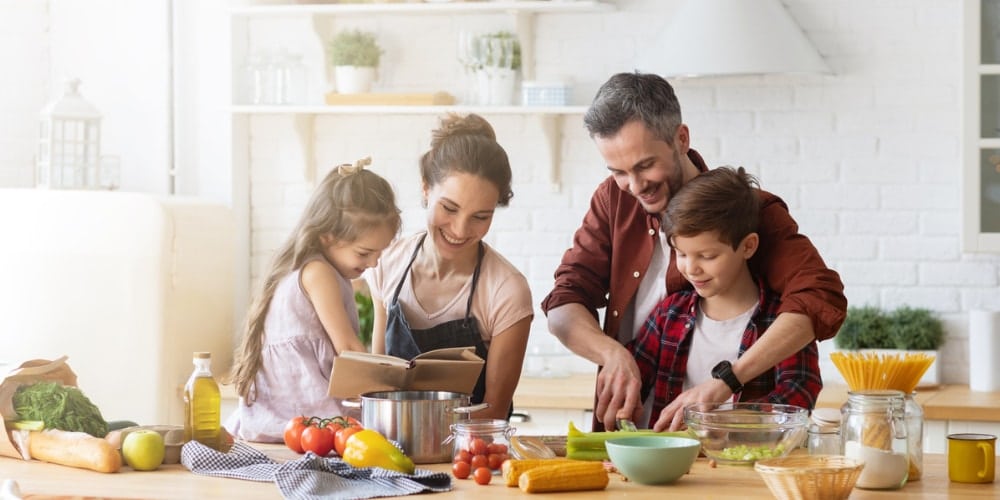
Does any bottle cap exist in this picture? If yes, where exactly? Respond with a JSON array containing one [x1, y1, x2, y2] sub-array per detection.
[[194, 352, 211, 359]]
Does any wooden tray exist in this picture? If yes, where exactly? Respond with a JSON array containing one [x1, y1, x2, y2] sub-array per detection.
[[324, 91, 455, 106]]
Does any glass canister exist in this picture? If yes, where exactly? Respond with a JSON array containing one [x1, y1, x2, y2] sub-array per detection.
[[904, 392, 924, 481], [807, 407, 842, 455], [446, 419, 514, 474], [841, 390, 909, 490]]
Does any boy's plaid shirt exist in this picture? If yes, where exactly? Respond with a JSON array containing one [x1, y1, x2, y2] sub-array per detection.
[[629, 278, 822, 425]]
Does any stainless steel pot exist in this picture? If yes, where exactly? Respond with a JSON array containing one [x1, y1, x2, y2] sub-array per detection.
[[357, 390, 488, 464]]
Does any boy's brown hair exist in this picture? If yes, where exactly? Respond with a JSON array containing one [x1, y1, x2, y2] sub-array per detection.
[[664, 166, 760, 249]]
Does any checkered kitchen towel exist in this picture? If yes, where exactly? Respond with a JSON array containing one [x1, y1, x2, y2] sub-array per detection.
[[181, 441, 452, 500]]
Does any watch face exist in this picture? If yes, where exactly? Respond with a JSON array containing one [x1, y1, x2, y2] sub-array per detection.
[[712, 361, 730, 378]]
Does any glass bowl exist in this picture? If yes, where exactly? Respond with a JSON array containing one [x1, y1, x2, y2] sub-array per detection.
[[683, 402, 809, 465]]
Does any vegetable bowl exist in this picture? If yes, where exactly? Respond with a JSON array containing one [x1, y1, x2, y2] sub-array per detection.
[[683, 402, 808, 465]]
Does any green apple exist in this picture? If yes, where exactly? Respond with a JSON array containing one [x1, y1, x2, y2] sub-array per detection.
[[122, 429, 166, 471]]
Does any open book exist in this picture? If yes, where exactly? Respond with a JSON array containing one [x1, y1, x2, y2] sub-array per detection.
[[328, 346, 485, 399]]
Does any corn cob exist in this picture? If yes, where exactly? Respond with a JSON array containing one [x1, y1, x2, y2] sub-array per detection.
[[501, 458, 573, 487], [518, 461, 609, 493]]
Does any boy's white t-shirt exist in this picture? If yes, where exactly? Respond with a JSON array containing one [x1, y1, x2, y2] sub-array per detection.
[[366, 232, 534, 344], [683, 305, 756, 391]]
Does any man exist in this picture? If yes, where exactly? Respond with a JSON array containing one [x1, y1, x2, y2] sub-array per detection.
[[541, 72, 846, 431]]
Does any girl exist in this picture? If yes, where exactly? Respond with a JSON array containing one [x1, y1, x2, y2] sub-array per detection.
[[367, 114, 533, 420], [225, 158, 401, 442]]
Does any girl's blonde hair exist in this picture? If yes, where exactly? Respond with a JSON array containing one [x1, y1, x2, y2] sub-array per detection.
[[227, 158, 401, 402]]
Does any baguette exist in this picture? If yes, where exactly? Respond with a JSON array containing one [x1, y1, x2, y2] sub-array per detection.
[[28, 429, 122, 473]]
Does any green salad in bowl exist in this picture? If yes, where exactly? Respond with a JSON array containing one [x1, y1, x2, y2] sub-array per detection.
[[683, 402, 808, 465]]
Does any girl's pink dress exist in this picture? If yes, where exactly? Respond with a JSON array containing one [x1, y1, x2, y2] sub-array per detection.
[[224, 258, 359, 442]]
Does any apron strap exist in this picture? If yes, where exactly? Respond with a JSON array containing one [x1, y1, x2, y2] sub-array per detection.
[[463, 242, 485, 326], [389, 233, 426, 305]]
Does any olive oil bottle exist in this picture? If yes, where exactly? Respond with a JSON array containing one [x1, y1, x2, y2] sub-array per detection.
[[183, 351, 221, 449]]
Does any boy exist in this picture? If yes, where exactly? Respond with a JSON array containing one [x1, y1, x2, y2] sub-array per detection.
[[628, 167, 822, 431]]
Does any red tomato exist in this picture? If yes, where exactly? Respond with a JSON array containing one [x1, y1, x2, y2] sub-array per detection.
[[452, 460, 471, 479], [487, 443, 508, 455], [283, 416, 309, 454], [468, 438, 488, 456], [334, 426, 363, 456], [470, 454, 489, 469], [453, 450, 472, 464], [300, 423, 335, 456], [487, 453, 504, 470], [473, 466, 492, 485]]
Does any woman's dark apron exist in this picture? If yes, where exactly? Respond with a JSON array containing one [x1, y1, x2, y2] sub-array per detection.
[[385, 233, 508, 415]]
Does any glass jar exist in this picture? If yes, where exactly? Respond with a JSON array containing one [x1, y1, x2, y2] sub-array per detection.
[[904, 392, 924, 481], [807, 407, 841, 455], [446, 419, 514, 474], [841, 390, 908, 490]]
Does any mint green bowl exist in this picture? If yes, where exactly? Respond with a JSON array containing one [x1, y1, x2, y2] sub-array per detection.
[[605, 436, 701, 485]]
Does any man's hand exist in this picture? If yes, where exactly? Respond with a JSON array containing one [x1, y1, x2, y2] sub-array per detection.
[[651, 379, 732, 432], [594, 345, 643, 431]]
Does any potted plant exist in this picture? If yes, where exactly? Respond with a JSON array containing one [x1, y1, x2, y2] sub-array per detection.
[[830, 305, 945, 387], [472, 31, 521, 105], [328, 29, 383, 94]]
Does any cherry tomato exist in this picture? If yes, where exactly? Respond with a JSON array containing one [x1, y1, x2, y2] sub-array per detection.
[[468, 437, 488, 456], [452, 460, 471, 479], [470, 454, 489, 469], [473, 466, 492, 485], [453, 450, 472, 464], [487, 453, 504, 470], [334, 425, 362, 456], [283, 416, 309, 454], [487, 443, 508, 455], [300, 423, 335, 456]]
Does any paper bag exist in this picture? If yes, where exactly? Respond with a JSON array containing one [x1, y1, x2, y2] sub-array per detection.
[[328, 347, 485, 399], [0, 356, 78, 459]]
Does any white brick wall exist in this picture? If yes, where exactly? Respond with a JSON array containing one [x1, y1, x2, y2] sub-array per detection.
[[2, 0, 998, 386]]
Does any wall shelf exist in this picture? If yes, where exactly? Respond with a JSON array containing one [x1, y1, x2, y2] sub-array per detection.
[[230, 104, 588, 115], [231, 1, 614, 17]]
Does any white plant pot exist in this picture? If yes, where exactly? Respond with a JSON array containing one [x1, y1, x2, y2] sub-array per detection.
[[334, 66, 376, 94], [475, 67, 517, 106]]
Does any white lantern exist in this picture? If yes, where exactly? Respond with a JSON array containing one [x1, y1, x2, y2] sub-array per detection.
[[36, 79, 103, 189]]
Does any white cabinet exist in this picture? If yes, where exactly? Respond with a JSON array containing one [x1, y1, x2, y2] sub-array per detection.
[[962, 1, 1000, 252]]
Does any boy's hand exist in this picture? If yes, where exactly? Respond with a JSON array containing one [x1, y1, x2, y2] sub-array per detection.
[[651, 379, 733, 432]]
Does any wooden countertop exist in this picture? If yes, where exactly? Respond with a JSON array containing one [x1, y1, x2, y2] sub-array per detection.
[[3, 444, 997, 499], [515, 374, 1000, 423], [817, 385, 1000, 422]]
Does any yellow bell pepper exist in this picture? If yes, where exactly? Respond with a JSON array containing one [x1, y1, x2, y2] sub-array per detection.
[[341, 429, 415, 474]]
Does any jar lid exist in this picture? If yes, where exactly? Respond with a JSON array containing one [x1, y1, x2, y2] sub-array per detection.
[[811, 407, 841, 426], [452, 418, 510, 433]]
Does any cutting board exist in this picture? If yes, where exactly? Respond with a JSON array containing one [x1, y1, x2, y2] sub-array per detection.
[[324, 91, 456, 106]]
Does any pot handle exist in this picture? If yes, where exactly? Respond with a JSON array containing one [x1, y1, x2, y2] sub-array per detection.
[[341, 397, 361, 409], [450, 402, 490, 414]]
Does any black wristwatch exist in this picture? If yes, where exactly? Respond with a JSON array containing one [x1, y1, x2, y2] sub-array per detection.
[[711, 360, 743, 393]]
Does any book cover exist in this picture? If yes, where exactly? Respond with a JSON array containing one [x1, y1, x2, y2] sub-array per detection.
[[328, 346, 485, 399]]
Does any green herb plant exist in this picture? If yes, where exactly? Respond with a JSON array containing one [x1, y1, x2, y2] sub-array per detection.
[[475, 31, 521, 71], [889, 306, 945, 350], [13, 381, 109, 437], [834, 305, 890, 350], [328, 29, 383, 68], [835, 305, 945, 351], [355, 290, 374, 349]]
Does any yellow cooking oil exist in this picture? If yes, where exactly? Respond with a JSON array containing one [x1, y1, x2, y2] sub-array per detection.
[[183, 351, 221, 449]]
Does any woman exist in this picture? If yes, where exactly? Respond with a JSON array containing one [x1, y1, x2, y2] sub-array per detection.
[[367, 113, 532, 419]]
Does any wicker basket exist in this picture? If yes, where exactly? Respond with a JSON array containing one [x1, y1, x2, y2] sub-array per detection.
[[754, 455, 865, 500]]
